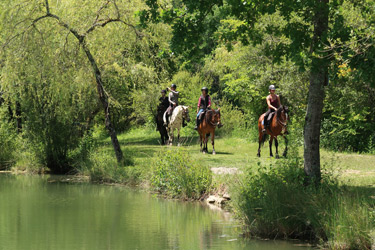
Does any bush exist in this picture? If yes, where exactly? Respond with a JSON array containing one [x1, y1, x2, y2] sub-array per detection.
[[215, 98, 247, 138], [231, 155, 374, 249], [151, 148, 212, 199], [0, 106, 18, 169], [81, 150, 140, 184]]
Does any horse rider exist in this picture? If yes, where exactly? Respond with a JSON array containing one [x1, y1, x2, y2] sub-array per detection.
[[194, 87, 211, 130], [262, 84, 281, 133], [163, 84, 179, 126], [158, 89, 169, 110]]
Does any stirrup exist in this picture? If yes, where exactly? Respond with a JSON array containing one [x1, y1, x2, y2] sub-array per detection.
[[262, 128, 266, 133]]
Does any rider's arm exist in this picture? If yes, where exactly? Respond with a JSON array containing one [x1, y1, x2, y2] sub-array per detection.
[[277, 95, 281, 107], [207, 96, 211, 108], [169, 89, 179, 95], [197, 96, 201, 113]]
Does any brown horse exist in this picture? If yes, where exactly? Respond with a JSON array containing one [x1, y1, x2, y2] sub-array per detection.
[[197, 109, 223, 154], [257, 105, 289, 158]]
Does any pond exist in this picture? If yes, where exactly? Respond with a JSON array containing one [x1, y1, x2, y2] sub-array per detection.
[[0, 174, 311, 250]]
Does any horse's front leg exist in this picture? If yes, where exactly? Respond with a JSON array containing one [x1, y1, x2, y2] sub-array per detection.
[[205, 134, 209, 153], [275, 137, 279, 159], [177, 128, 181, 147], [257, 131, 263, 157], [269, 136, 274, 157], [200, 134, 203, 152], [169, 128, 174, 146], [202, 134, 206, 154], [283, 135, 288, 157], [211, 132, 216, 155]]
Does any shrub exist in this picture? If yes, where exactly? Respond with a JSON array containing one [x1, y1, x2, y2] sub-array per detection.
[[0, 106, 18, 169], [81, 150, 140, 184], [215, 98, 247, 138], [231, 155, 374, 249], [151, 148, 212, 199]]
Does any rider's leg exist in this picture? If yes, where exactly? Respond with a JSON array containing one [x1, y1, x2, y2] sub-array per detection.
[[163, 107, 171, 126], [194, 109, 204, 130], [163, 110, 168, 126], [262, 111, 270, 133]]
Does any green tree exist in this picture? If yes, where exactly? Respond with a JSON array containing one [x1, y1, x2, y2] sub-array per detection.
[[141, 0, 375, 183]]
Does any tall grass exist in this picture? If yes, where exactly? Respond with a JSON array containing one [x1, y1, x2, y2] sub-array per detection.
[[231, 154, 375, 249], [151, 148, 212, 199]]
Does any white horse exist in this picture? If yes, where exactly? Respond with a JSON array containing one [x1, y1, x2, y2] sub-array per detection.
[[163, 105, 190, 146]]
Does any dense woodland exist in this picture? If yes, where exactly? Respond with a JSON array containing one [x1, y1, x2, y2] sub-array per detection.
[[0, 0, 374, 174]]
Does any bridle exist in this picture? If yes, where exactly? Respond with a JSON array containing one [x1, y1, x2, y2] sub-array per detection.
[[182, 108, 190, 121], [207, 110, 220, 127], [276, 109, 288, 131]]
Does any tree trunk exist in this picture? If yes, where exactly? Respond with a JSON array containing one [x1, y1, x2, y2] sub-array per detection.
[[81, 41, 123, 163], [304, 0, 329, 184]]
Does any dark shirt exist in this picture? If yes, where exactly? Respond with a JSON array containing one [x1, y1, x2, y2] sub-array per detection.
[[198, 95, 211, 109]]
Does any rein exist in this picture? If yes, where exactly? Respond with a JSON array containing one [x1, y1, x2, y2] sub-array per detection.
[[276, 110, 288, 130], [206, 110, 220, 127]]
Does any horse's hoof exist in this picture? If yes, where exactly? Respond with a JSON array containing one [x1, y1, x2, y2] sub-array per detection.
[[178, 143, 181, 147], [275, 155, 280, 159], [203, 151, 206, 154], [270, 155, 273, 158], [257, 153, 260, 157], [212, 151, 216, 155]]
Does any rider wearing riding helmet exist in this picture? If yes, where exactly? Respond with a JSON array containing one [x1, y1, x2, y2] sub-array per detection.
[[194, 86, 211, 130], [262, 84, 281, 133], [163, 84, 179, 126]]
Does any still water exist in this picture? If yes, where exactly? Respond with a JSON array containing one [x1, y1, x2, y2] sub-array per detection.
[[0, 174, 310, 250]]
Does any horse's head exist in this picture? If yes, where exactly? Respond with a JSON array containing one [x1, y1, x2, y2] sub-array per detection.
[[276, 105, 289, 128], [209, 108, 223, 128], [182, 106, 190, 122]]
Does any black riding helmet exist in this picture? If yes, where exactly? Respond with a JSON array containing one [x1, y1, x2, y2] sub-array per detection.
[[171, 84, 177, 89], [201, 86, 208, 93], [161, 89, 167, 94]]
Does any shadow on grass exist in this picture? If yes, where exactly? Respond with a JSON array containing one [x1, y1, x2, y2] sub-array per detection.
[[343, 185, 375, 203], [213, 152, 233, 155]]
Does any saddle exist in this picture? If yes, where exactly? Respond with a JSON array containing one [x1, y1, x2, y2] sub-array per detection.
[[198, 110, 206, 121]]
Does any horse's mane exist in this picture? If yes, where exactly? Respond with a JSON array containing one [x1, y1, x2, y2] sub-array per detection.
[[205, 109, 220, 123], [276, 105, 288, 121]]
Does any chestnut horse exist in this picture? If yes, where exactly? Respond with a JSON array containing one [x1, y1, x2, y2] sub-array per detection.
[[257, 106, 289, 158], [197, 109, 223, 154]]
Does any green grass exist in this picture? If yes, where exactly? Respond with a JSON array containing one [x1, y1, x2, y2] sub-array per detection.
[[95, 127, 375, 188]]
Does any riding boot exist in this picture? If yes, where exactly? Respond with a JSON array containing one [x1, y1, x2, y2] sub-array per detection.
[[163, 115, 168, 127], [194, 118, 199, 130], [262, 118, 267, 133]]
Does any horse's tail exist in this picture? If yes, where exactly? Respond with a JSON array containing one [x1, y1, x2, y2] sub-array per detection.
[[260, 133, 268, 146]]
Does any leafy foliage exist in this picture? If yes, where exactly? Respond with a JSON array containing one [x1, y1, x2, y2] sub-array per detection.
[[151, 149, 212, 199], [232, 156, 375, 248]]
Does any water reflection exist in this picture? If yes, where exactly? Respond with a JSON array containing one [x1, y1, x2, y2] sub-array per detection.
[[0, 174, 310, 250]]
